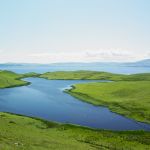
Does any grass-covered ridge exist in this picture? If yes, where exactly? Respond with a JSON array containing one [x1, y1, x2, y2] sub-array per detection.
[[0, 70, 39, 88], [40, 70, 150, 81], [66, 81, 150, 124], [0, 112, 150, 150], [1, 70, 150, 89]]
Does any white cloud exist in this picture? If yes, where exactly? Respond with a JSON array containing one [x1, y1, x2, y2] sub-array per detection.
[[28, 48, 150, 63], [0, 48, 149, 63]]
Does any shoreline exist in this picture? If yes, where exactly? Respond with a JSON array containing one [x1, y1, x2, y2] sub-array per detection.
[[2, 111, 150, 132], [65, 88, 150, 128]]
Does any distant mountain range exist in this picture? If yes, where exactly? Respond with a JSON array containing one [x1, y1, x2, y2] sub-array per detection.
[[51, 59, 150, 67], [124, 59, 150, 67], [0, 59, 150, 67]]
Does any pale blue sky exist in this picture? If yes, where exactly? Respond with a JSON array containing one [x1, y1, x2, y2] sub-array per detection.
[[0, 0, 150, 63]]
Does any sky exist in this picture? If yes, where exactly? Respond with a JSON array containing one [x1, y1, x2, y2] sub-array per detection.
[[0, 0, 150, 63]]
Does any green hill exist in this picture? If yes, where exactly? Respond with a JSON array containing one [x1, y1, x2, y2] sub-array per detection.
[[0, 70, 39, 88], [66, 81, 150, 124], [40, 70, 150, 81]]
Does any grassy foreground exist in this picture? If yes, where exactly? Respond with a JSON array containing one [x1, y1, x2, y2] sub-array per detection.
[[0, 70, 39, 88], [0, 112, 150, 150], [40, 70, 150, 81], [66, 81, 150, 124]]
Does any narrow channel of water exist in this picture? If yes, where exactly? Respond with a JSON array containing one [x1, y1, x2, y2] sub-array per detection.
[[0, 78, 150, 131]]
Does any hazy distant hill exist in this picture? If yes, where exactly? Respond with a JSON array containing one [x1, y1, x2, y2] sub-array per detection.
[[43, 59, 150, 67], [124, 59, 150, 67], [133, 59, 150, 66], [0, 59, 150, 67]]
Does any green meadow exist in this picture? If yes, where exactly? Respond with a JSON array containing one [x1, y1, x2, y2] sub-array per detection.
[[40, 70, 150, 81], [0, 112, 150, 150], [66, 81, 150, 124]]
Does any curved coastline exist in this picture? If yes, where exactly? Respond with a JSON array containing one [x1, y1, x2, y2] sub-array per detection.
[[0, 70, 150, 128], [65, 81, 150, 125]]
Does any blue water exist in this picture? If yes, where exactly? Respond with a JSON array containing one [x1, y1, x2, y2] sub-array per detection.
[[0, 78, 150, 131], [0, 64, 150, 74]]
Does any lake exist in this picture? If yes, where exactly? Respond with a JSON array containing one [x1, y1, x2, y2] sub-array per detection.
[[0, 77, 150, 131]]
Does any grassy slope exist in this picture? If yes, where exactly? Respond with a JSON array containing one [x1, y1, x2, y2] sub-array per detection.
[[40, 70, 150, 81], [1, 70, 149, 88], [0, 70, 39, 88], [67, 81, 150, 124], [41, 71, 150, 123], [0, 112, 150, 150]]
